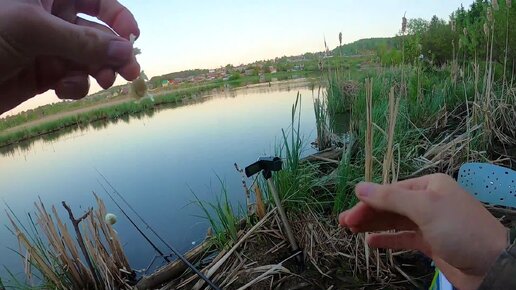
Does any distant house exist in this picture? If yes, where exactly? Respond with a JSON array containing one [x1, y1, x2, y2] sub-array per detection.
[[245, 69, 255, 76], [269, 66, 277, 74], [194, 76, 206, 83], [174, 77, 186, 83], [292, 64, 305, 71], [235, 65, 246, 73], [161, 80, 169, 87]]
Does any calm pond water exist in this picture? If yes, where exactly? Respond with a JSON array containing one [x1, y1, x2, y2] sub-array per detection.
[[0, 80, 319, 278]]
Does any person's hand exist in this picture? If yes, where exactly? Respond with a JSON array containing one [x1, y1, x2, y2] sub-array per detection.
[[0, 0, 141, 114], [338, 174, 508, 290]]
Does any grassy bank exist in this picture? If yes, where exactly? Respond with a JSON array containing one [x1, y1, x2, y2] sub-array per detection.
[[176, 60, 514, 288]]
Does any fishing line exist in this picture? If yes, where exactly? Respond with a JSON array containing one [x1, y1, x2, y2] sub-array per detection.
[[96, 169, 177, 251], [97, 180, 170, 263], [96, 170, 221, 290]]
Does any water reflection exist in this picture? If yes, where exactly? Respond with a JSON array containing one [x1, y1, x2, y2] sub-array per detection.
[[0, 80, 314, 157]]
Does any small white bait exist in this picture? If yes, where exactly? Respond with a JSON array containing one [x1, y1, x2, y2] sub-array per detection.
[[105, 213, 117, 225], [129, 34, 154, 102]]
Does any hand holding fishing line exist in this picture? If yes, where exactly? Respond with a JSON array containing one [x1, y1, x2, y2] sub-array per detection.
[[0, 0, 141, 114], [339, 174, 508, 290]]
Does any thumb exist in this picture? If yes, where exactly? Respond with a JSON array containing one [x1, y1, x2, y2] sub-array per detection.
[[11, 6, 134, 68], [355, 182, 429, 224]]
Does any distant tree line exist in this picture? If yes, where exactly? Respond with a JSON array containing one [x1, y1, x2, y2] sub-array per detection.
[[378, 0, 514, 67]]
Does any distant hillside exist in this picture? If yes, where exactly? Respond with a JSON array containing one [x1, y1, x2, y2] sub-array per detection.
[[332, 37, 397, 56], [151, 69, 209, 82], [148, 69, 209, 87], [87, 38, 393, 99]]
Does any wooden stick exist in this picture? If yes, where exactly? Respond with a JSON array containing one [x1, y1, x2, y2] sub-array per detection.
[[62, 202, 99, 286], [136, 241, 213, 290], [310, 155, 340, 165]]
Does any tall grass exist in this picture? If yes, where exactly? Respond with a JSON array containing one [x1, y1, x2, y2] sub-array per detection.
[[330, 23, 514, 212], [271, 93, 324, 212], [191, 178, 241, 250]]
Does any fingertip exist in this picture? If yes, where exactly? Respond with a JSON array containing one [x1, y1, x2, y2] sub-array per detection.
[[118, 59, 140, 81], [355, 182, 380, 199], [55, 74, 90, 100], [107, 39, 134, 65], [112, 10, 140, 40], [95, 68, 116, 89], [338, 210, 349, 227]]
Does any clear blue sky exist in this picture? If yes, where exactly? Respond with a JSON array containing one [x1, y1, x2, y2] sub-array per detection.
[[7, 0, 473, 115]]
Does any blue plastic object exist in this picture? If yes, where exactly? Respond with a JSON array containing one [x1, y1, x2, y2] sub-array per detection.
[[458, 163, 516, 207]]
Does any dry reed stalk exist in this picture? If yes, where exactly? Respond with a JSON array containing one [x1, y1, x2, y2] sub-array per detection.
[[35, 201, 88, 288], [9, 196, 133, 290], [235, 254, 296, 290], [382, 87, 399, 184], [253, 183, 266, 220], [364, 78, 374, 281], [93, 193, 131, 270], [235, 163, 252, 215], [49, 205, 86, 287], [382, 88, 400, 268], [493, 0, 500, 10], [6, 213, 65, 289], [401, 14, 407, 34]]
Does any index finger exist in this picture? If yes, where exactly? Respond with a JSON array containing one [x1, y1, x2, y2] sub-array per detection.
[[396, 175, 431, 191], [75, 0, 139, 39], [339, 202, 417, 232]]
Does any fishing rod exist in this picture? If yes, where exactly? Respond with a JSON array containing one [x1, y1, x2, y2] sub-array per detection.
[[97, 180, 170, 263], [96, 169, 175, 252], [96, 170, 221, 290]]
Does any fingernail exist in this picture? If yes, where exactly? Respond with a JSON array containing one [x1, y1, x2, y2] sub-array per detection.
[[338, 210, 348, 222], [108, 40, 133, 63], [356, 182, 379, 198], [338, 214, 344, 227]]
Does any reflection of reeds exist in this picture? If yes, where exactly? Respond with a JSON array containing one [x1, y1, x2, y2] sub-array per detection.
[[6, 195, 133, 289]]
